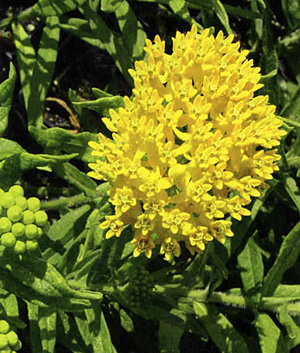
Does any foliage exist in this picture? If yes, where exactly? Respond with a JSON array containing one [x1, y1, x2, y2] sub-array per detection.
[[0, 0, 299, 352]]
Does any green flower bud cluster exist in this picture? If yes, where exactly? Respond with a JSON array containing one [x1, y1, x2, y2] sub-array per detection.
[[0, 319, 22, 352], [0, 185, 49, 254], [126, 267, 154, 307]]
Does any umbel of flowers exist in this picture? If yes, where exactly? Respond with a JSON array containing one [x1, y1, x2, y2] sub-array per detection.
[[88, 25, 285, 260], [0, 185, 49, 254]]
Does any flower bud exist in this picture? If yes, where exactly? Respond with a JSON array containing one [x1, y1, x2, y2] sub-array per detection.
[[25, 240, 38, 252], [11, 223, 25, 238], [6, 331, 18, 347], [27, 198, 40, 212], [7, 206, 23, 223], [0, 333, 8, 349], [22, 210, 34, 225], [12, 339, 22, 351], [14, 241, 26, 254], [34, 210, 48, 227], [36, 227, 43, 239], [0, 218, 12, 234], [1, 233, 16, 248], [9, 185, 24, 198], [0, 193, 14, 209], [0, 320, 9, 334], [14, 197, 27, 211], [25, 224, 38, 239]]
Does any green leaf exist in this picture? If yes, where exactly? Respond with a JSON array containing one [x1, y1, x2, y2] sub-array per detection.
[[27, 16, 60, 127], [284, 177, 300, 214], [32, 0, 85, 16], [0, 63, 16, 137], [78, 2, 133, 84], [0, 290, 25, 329], [101, 0, 123, 12], [281, 0, 300, 30], [43, 204, 91, 264], [211, 0, 232, 34], [221, 198, 264, 263], [281, 86, 300, 120], [255, 313, 289, 353], [28, 304, 57, 353], [0, 147, 78, 189], [88, 227, 132, 283], [92, 87, 113, 98], [278, 304, 300, 349], [274, 285, 300, 299], [168, 0, 191, 22], [0, 138, 25, 160], [0, 254, 102, 302], [279, 30, 300, 83], [39, 307, 57, 353], [237, 237, 264, 304], [85, 304, 117, 353], [74, 311, 92, 347], [193, 302, 250, 353], [119, 309, 134, 333], [73, 95, 124, 115], [52, 162, 97, 197], [12, 21, 36, 110], [58, 312, 91, 353], [262, 221, 300, 296], [0, 265, 91, 311], [29, 126, 98, 163], [115, 1, 147, 61], [76, 209, 103, 263], [27, 303, 43, 353], [159, 321, 183, 353], [59, 17, 106, 49]]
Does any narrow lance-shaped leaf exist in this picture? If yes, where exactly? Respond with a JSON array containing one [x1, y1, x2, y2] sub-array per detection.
[[53, 162, 97, 197], [32, 0, 85, 16], [29, 126, 98, 163], [79, 2, 133, 84], [262, 221, 300, 297], [38, 307, 57, 353], [114, 0, 147, 61], [0, 63, 16, 137], [27, 16, 60, 127], [72, 96, 124, 115], [12, 21, 36, 110], [193, 302, 250, 353], [159, 321, 183, 353], [27, 303, 43, 353], [278, 304, 300, 349], [211, 0, 232, 34], [284, 177, 300, 214], [255, 313, 289, 353], [85, 303, 117, 353], [0, 150, 78, 189], [237, 237, 264, 305]]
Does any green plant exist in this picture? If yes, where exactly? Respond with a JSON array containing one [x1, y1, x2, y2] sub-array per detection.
[[0, 0, 299, 352]]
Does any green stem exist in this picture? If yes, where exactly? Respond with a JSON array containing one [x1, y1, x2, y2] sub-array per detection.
[[40, 193, 91, 210]]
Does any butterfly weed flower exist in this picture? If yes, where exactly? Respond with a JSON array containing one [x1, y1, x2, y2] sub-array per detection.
[[88, 25, 286, 261]]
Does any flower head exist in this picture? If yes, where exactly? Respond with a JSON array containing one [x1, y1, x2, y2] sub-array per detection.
[[89, 25, 285, 260]]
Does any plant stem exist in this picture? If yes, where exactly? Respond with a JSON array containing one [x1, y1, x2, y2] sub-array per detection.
[[40, 193, 92, 210]]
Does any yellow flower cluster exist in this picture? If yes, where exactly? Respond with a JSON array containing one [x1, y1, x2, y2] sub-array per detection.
[[88, 25, 285, 261]]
